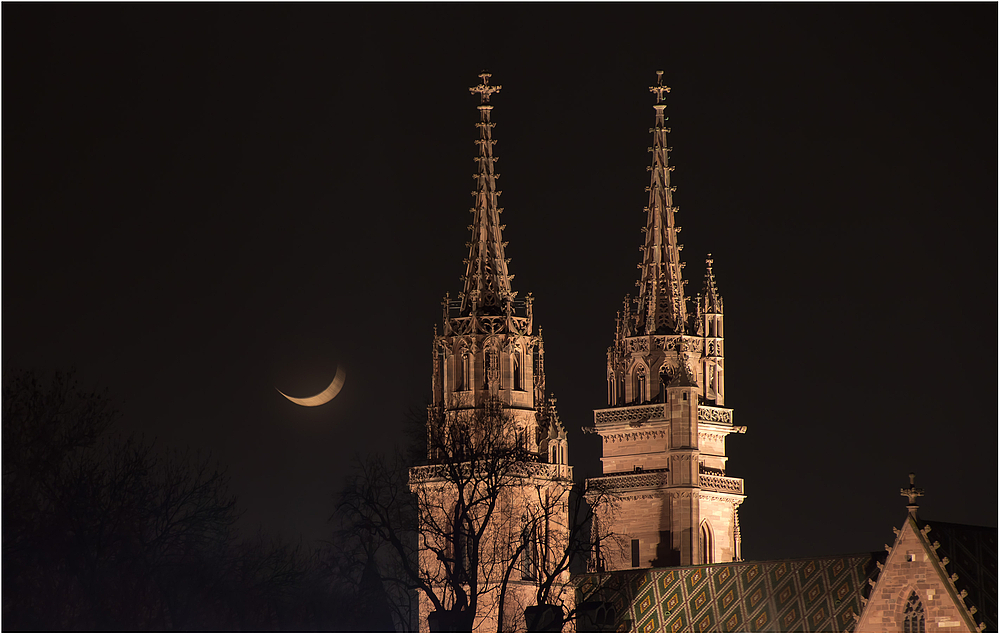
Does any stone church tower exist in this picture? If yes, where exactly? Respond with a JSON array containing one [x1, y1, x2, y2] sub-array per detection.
[[410, 73, 573, 632], [587, 72, 746, 570]]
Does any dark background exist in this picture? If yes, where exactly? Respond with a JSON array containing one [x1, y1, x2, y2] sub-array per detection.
[[4, 4, 995, 561]]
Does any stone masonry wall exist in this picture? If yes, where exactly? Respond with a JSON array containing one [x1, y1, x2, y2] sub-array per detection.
[[858, 518, 974, 633]]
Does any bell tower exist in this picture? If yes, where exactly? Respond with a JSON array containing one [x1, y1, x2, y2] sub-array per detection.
[[586, 72, 745, 570], [428, 73, 567, 459], [411, 74, 573, 632]]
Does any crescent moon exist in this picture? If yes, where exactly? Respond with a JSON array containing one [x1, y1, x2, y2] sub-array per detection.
[[277, 366, 346, 407]]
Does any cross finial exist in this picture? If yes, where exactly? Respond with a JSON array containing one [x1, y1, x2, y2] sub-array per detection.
[[900, 472, 925, 517], [470, 71, 501, 104], [649, 70, 670, 104]]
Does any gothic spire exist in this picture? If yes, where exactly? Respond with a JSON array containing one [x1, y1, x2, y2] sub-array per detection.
[[460, 72, 515, 315], [701, 254, 723, 313], [634, 70, 687, 334]]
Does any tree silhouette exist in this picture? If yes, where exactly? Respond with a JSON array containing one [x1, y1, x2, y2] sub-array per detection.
[[2, 370, 365, 631], [335, 398, 624, 632]]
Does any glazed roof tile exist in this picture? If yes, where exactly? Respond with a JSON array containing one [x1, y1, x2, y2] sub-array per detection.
[[577, 553, 878, 632]]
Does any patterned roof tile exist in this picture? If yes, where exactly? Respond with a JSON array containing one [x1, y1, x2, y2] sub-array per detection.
[[578, 553, 878, 632]]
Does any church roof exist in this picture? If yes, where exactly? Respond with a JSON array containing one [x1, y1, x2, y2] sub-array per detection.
[[577, 553, 877, 632], [920, 519, 998, 633]]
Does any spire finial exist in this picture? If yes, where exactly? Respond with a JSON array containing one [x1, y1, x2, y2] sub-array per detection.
[[649, 70, 670, 104], [470, 71, 501, 105], [900, 472, 925, 518]]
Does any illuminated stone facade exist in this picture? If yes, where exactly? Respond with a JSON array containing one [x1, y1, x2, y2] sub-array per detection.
[[409, 73, 573, 633], [586, 72, 746, 572], [409, 73, 996, 633], [856, 499, 994, 633]]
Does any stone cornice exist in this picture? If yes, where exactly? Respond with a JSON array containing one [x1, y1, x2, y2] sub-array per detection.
[[586, 470, 672, 492], [590, 404, 736, 430], [602, 429, 667, 444]]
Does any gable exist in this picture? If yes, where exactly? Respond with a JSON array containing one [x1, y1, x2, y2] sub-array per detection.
[[857, 515, 981, 633]]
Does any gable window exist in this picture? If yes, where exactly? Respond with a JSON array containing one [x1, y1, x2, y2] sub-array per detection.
[[903, 591, 925, 633]]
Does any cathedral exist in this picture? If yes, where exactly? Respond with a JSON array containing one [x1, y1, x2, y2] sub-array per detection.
[[408, 72, 995, 633]]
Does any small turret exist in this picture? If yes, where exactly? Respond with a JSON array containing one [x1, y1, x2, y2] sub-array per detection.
[[698, 255, 725, 405]]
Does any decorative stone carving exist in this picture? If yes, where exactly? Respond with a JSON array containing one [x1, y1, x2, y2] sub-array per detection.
[[699, 473, 744, 494], [603, 430, 666, 444], [594, 404, 666, 424], [618, 493, 666, 502], [667, 491, 699, 500], [697, 405, 733, 424], [587, 470, 671, 491]]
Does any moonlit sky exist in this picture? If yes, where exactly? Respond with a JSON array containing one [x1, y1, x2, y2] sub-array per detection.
[[5, 4, 995, 560]]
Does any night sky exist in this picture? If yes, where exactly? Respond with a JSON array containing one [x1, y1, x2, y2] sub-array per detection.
[[5, 5, 995, 562]]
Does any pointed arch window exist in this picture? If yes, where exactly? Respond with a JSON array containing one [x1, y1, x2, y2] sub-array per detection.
[[903, 591, 925, 632], [520, 519, 538, 581], [459, 351, 471, 391], [437, 349, 446, 396], [484, 349, 499, 390], [513, 347, 523, 391], [634, 367, 647, 404], [700, 521, 714, 564]]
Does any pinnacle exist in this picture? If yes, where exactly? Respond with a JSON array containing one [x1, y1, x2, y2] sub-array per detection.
[[701, 255, 723, 314]]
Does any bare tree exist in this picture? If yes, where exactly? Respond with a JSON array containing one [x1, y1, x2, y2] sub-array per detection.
[[335, 397, 625, 632], [330, 452, 421, 631], [3, 371, 235, 630]]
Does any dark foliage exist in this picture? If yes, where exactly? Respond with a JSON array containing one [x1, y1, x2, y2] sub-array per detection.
[[2, 370, 377, 631]]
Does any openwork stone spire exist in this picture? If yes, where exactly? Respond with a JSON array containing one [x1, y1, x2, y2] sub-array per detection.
[[460, 72, 515, 316], [634, 70, 687, 335]]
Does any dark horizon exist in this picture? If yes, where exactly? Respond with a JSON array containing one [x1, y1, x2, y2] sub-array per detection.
[[4, 2, 996, 568]]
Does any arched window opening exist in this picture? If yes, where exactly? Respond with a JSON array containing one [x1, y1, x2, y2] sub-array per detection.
[[484, 349, 500, 390], [634, 368, 646, 404], [700, 521, 714, 564], [459, 352, 470, 391], [607, 374, 615, 406], [520, 520, 538, 581], [437, 350, 446, 395], [513, 348, 523, 391], [903, 591, 925, 633]]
